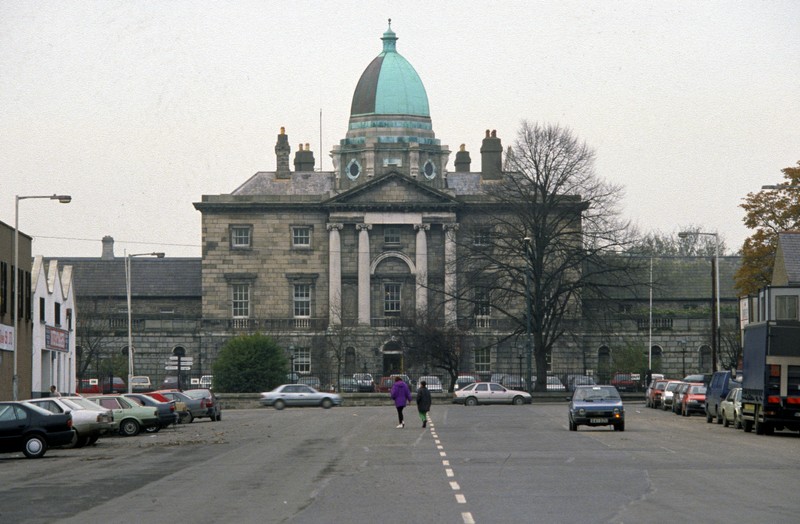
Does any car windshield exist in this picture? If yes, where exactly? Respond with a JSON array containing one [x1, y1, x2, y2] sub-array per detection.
[[574, 387, 620, 401], [184, 389, 211, 399], [690, 385, 707, 394]]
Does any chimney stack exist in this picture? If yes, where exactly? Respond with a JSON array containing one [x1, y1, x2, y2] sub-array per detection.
[[480, 129, 502, 180], [101, 235, 115, 260], [275, 127, 291, 179], [294, 142, 316, 172], [454, 143, 471, 172]]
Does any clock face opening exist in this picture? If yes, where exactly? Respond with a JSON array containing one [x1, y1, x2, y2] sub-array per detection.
[[347, 159, 362, 180], [423, 160, 436, 179]]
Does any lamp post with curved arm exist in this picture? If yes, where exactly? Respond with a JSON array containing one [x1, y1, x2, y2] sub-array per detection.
[[125, 250, 165, 393]]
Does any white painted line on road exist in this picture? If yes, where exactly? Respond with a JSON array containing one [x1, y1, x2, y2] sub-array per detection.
[[442, 460, 450, 466], [440, 451, 447, 457], [437, 445, 444, 450], [462, 512, 475, 523], [450, 481, 460, 490], [455, 494, 467, 504], [446, 468, 454, 477], [435, 439, 441, 444]]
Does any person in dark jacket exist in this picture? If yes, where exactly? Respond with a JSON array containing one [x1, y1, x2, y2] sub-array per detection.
[[416, 380, 432, 428], [390, 376, 412, 428]]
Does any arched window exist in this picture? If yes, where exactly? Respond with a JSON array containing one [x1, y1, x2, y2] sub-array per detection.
[[597, 346, 611, 384], [651, 346, 663, 373], [699, 345, 712, 373]]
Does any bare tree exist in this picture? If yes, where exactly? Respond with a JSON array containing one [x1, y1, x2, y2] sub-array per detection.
[[324, 292, 357, 391], [630, 225, 730, 256], [397, 308, 466, 392], [457, 122, 639, 391]]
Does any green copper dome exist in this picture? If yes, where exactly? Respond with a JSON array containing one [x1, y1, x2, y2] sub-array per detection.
[[350, 22, 430, 118]]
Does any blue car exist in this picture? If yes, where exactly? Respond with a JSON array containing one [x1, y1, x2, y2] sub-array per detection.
[[568, 385, 625, 431]]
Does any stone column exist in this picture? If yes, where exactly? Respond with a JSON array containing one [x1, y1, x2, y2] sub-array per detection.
[[443, 223, 459, 324], [327, 223, 343, 325], [415, 224, 430, 318], [357, 224, 372, 326]]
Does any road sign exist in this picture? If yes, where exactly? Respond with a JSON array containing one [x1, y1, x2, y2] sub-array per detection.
[[168, 356, 193, 363], [165, 365, 192, 371]]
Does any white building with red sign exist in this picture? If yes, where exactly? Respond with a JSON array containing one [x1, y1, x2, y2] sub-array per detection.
[[31, 256, 76, 397]]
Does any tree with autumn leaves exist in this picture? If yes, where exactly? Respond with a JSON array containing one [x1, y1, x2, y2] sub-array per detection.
[[736, 161, 800, 295]]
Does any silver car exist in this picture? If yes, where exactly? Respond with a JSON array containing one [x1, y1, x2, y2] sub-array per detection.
[[25, 396, 113, 447], [260, 384, 342, 410], [719, 387, 742, 429], [452, 382, 532, 406]]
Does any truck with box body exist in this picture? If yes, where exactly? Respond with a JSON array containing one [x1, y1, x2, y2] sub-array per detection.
[[740, 321, 800, 435]]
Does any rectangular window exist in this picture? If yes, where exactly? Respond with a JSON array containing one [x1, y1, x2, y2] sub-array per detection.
[[230, 225, 252, 249], [294, 347, 311, 374], [292, 227, 311, 248], [25, 271, 31, 321], [66, 308, 73, 331], [776, 295, 798, 321], [384, 226, 401, 244], [39, 297, 46, 323], [472, 227, 491, 246], [293, 284, 311, 318], [475, 288, 491, 328], [0, 261, 6, 316], [231, 284, 250, 318], [384, 283, 401, 315], [54, 303, 61, 326], [474, 347, 490, 373]]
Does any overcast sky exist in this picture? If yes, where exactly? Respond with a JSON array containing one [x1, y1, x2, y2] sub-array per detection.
[[2, 1, 798, 259]]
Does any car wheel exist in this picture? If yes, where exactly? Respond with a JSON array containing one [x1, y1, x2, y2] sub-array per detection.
[[706, 409, 713, 423], [512, 396, 525, 405], [23, 435, 48, 459], [74, 433, 90, 448], [274, 399, 286, 410], [682, 406, 688, 417], [182, 412, 194, 424], [722, 412, 730, 427], [716, 408, 723, 424], [569, 419, 577, 431], [145, 425, 160, 433], [743, 419, 753, 432], [87, 435, 100, 446], [465, 397, 478, 407], [614, 422, 625, 432], [214, 412, 222, 421], [120, 419, 141, 437], [734, 414, 742, 430]]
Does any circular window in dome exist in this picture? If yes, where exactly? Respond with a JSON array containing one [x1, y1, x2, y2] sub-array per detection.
[[423, 160, 436, 180], [346, 159, 362, 180]]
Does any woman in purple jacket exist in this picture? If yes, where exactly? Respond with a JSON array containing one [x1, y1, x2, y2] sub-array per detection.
[[390, 376, 412, 428]]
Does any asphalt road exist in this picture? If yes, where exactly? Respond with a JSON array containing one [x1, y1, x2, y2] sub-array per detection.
[[1, 402, 797, 524]]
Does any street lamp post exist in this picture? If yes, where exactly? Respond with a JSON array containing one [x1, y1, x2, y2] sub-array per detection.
[[678, 231, 720, 372], [125, 250, 165, 393], [12, 194, 71, 400], [523, 237, 534, 393]]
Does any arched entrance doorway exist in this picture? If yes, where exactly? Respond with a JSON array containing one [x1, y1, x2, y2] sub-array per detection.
[[381, 339, 404, 376]]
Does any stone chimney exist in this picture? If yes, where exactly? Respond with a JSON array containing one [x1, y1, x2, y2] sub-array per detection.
[[480, 129, 502, 180], [275, 127, 291, 179], [101, 235, 115, 260], [454, 143, 471, 172], [294, 143, 316, 172]]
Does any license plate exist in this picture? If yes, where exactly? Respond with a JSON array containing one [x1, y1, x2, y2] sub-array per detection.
[[590, 418, 607, 424]]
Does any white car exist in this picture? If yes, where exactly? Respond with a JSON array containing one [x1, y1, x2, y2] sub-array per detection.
[[452, 382, 532, 406], [416, 376, 443, 393], [24, 396, 113, 447]]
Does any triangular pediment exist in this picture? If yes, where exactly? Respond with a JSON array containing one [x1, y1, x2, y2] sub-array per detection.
[[323, 171, 457, 210]]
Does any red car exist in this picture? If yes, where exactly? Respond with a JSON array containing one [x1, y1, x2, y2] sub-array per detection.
[[681, 383, 707, 416], [646, 380, 668, 408]]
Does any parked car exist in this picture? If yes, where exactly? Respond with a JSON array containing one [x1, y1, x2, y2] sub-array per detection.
[[77, 376, 127, 394], [377, 376, 394, 393], [567, 385, 625, 432], [160, 376, 180, 390], [705, 370, 741, 424], [546, 376, 566, 391], [454, 374, 480, 391], [153, 390, 209, 423], [260, 384, 342, 410], [719, 387, 743, 429], [672, 382, 689, 414], [332, 376, 359, 393], [680, 383, 707, 416], [123, 393, 179, 431], [145, 391, 190, 422], [452, 382, 532, 406], [86, 395, 159, 436], [130, 375, 152, 392], [182, 388, 222, 422], [416, 376, 443, 393], [661, 380, 682, 411], [567, 375, 596, 392], [646, 380, 668, 408], [24, 396, 113, 447], [610, 373, 640, 392], [500, 374, 525, 389], [0, 402, 74, 458], [682, 373, 712, 386], [352, 373, 376, 392], [199, 375, 214, 389]]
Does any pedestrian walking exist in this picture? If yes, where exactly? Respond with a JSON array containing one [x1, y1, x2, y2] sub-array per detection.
[[390, 376, 412, 428], [416, 380, 432, 428]]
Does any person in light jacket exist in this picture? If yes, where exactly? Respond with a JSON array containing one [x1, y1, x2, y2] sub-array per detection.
[[416, 380, 432, 428], [390, 376, 412, 428]]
